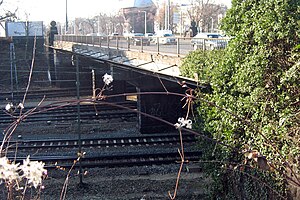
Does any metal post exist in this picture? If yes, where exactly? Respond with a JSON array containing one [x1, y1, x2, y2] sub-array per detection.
[[75, 55, 83, 184], [127, 38, 130, 51], [167, 0, 170, 30], [107, 35, 110, 58], [136, 87, 141, 131], [165, 1, 167, 30], [180, 11, 182, 37], [116, 36, 119, 50], [65, 0, 68, 33], [176, 38, 180, 56], [157, 37, 160, 54], [98, 14, 100, 34], [92, 69, 96, 98], [142, 11, 147, 35], [107, 35, 109, 49], [9, 43, 14, 101], [211, 17, 214, 32], [12, 44, 18, 94], [141, 36, 143, 53]]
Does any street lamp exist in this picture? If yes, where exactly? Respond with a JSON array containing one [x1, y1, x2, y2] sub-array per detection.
[[210, 17, 214, 32], [65, 0, 68, 34], [140, 11, 147, 35]]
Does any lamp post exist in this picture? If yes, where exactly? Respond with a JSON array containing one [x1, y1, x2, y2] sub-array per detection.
[[217, 14, 223, 33], [210, 17, 214, 32], [65, 0, 68, 34], [141, 11, 147, 35], [98, 14, 100, 35]]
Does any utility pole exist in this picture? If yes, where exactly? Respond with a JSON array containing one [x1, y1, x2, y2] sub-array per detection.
[[164, 1, 167, 30], [65, 0, 68, 34], [211, 17, 214, 32], [167, 0, 170, 30], [98, 14, 100, 34], [141, 11, 147, 35]]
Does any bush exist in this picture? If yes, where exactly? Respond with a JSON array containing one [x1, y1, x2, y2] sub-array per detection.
[[180, 0, 300, 198]]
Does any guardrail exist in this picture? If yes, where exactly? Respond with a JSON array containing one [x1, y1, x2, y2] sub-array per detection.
[[54, 35, 229, 56]]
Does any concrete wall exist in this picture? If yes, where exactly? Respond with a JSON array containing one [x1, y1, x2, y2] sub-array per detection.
[[53, 41, 183, 77]]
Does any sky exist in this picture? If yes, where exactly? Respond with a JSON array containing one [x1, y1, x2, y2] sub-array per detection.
[[2, 0, 232, 25]]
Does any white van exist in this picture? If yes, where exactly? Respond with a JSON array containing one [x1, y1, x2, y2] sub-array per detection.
[[153, 30, 177, 45], [191, 33, 228, 50]]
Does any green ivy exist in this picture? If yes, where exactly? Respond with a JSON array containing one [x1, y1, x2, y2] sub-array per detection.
[[181, 0, 300, 199]]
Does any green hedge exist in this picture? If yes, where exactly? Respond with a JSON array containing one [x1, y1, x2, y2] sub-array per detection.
[[180, 0, 300, 198]]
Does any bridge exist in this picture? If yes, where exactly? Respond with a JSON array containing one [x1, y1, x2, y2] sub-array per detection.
[[53, 35, 195, 78], [53, 34, 228, 78], [49, 35, 223, 133]]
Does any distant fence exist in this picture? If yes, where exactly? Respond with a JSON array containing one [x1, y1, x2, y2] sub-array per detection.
[[54, 35, 229, 56]]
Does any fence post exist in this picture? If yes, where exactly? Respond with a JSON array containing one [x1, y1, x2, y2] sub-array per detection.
[[157, 37, 160, 54], [127, 38, 130, 51], [176, 38, 180, 56], [141, 36, 144, 53], [75, 55, 83, 185], [116, 36, 119, 50]]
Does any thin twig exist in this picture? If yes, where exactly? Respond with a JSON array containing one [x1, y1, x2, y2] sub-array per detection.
[[22, 36, 37, 107]]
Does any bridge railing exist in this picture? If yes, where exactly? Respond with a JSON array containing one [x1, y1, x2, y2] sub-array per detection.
[[54, 35, 229, 56]]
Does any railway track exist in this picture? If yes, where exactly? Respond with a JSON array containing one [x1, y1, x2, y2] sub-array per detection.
[[0, 101, 137, 124], [3, 133, 197, 150], [0, 87, 92, 101], [9, 151, 202, 169], [4, 133, 200, 169], [1, 88, 201, 170]]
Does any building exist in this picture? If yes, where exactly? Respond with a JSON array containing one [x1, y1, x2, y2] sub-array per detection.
[[119, 0, 157, 34]]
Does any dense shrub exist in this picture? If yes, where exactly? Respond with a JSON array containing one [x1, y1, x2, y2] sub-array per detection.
[[181, 0, 300, 199]]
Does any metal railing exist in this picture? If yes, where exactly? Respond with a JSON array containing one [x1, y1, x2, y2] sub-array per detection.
[[54, 35, 229, 56]]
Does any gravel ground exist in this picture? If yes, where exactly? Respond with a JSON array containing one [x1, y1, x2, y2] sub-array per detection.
[[40, 164, 210, 200]]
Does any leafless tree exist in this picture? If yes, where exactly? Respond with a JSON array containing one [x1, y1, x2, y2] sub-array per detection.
[[0, 0, 17, 22], [95, 14, 110, 34], [73, 13, 124, 35], [155, 2, 177, 31], [187, 0, 227, 32]]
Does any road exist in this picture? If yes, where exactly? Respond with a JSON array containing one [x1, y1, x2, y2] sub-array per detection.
[[59, 35, 195, 56]]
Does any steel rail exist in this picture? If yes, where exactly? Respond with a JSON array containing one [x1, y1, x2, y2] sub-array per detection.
[[0, 101, 137, 117], [8, 151, 202, 169], [3, 134, 197, 150], [0, 110, 137, 124]]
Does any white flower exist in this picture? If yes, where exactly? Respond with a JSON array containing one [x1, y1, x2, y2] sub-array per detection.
[[20, 156, 47, 188], [102, 73, 113, 85], [174, 117, 193, 129], [5, 103, 13, 112], [186, 119, 192, 129], [17, 103, 24, 109], [0, 157, 20, 182]]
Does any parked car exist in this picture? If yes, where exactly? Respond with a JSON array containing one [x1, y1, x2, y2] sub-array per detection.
[[86, 33, 106, 39], [152, 33, 177, 45], [109, 33, 119, 40], [145, 33, 154, 37], [130, 33, 150, 46], [191, 33, 228, 50]]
